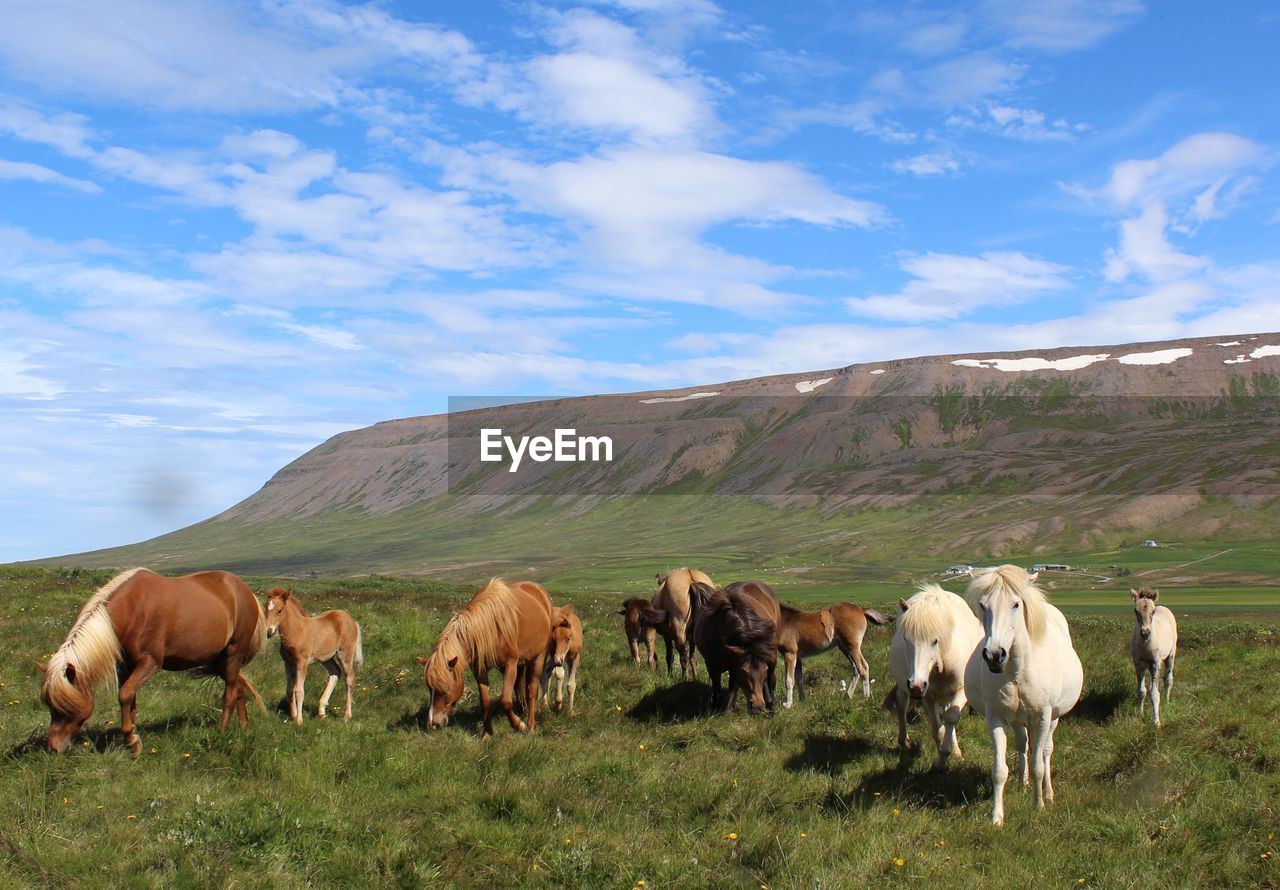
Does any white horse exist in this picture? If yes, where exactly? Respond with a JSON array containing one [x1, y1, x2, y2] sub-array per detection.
[[965, 566, 1083, 826], [888, 583, 985, 771], [1130, 588, 1177, 726]]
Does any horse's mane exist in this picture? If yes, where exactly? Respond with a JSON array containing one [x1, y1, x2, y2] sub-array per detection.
[[426, 578, 521, 691], [899, 583, 956, 642], [967, 565, 1050, 642], [269, 587, 310, 618], [1134, 587, 1158, 601], [42, 568, 142, 714], [712, 590, 776, 663]]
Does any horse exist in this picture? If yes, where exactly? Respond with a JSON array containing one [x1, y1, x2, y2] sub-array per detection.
[[264, 588, 364, 725], [38, 567, 267, 756], [646, 568, 714, 679], [617, 597, 657, 669], [964, 566, 1083, 826], [886, 583, 984, 771], [540, 603, 584, 715], [777, 602, 892, 708], [418, 578, 553, 736], [1130, 587, 1177, 726], [689, 580, 780, 714]]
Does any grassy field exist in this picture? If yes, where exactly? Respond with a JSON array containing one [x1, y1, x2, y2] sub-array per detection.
[[2, 565, 1278, 888]]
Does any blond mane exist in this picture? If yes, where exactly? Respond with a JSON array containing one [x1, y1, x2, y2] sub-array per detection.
[[967, 565, 1050, 642], [426, 578, 521, 691], [899, 583, 957, 642], [42, 568, 144, 714]]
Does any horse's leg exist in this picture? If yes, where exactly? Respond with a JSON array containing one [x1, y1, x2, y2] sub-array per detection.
[[795, 657, 806, 702], [854, 647, 873, 699], [1164, 652, 1175, 702], [499, 660, 527, 733], [118, 657, 160, 758], [765, 660, 776, 712], [895, 686, 911, 751], [835, 639, 859, 700], [782, 650, 797, 709], [317, 658, 340, 719], [707, 670, 722, 712], [1149, 661, 1162, 727], [1135, 659, 1148, 716], [567, 655, 578, 716], [526, 655, 545, 732], [1028, 716, 1052, 810], [539, 659, 552, 707], [342, 652, 356, 721], [1042, 718, 1059, 804], [1013, 724, 1029, 786], [221, 662, 248, 731], [988, 720, 1009, 826], [925, 698, 946, 769], [290, 657, 307, 725], [645, 629, 657, 670], [938, 701, 964, 769], [663, 635, 674, 677], [474, 666, 494, 738], [628, 637, 641, 665]]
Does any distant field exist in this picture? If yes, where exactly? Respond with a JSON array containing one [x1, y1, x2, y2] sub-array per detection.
[[2, 566, 1278, 888]]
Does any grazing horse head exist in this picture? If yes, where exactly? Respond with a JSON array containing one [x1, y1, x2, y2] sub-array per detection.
[[549, 604, 576, 671], [969, 566, 1047, 674], [419, 636, 466, 730], [39, 659, 97, 754], [264, 587, 292, 638], [895, 587, 956, 699], [1131, 588, 1159, 640], [707, 589, 777, 714]]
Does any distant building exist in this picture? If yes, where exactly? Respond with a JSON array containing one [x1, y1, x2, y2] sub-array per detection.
[[1032, 563, 1071, 572], [944, 565, 974, 575], [1141, 540, 1158, 548]]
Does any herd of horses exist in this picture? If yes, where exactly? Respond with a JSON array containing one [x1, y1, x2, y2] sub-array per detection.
[[36, 565, 1179, 826]]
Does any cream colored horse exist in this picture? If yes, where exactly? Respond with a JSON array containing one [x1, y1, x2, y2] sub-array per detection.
[[648, 568, 713, 679], [1130, 588, 1177, 726], [965, 566, 1083, 826], [887, 584, 984, 771]]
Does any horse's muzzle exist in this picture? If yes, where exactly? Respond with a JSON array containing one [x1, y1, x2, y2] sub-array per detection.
[[982, 647, 1008, 673], [1140, 629, 1151, 640], [908, 680, 928, 699]]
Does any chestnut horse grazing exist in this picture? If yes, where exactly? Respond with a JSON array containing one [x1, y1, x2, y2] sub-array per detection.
[[40, 568, 267, 756], [420, 578, 553, 736], [617, 597, 657, 669], [777, 602, 892, 708], [689, 580, 780, 714], [1130, 588, 1177, 726], [541, 603, 584, 715], [265, 588, 364, 725], [648, 568, 714, 679]]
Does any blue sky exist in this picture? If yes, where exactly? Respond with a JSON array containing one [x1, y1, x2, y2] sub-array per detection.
[[1, 0, 1277, 562]]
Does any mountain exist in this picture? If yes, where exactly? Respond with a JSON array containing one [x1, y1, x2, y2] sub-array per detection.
[[38, 332, 1280, 583]]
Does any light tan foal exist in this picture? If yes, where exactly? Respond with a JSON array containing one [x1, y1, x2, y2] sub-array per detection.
[[265, 588, 364, 724]]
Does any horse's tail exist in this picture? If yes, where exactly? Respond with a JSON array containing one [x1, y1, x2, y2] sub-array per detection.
[[245, 592, 268, 665], [353, 622, 365, 672], [864, 608, 893, 626], [240, 673, 267, 715]]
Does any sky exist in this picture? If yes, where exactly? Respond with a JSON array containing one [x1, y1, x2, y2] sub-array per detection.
[[1, 0, 1278, 562]]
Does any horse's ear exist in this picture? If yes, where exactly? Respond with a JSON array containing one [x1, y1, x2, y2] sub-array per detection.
[[655, 572, 662, 581], [558, 604, 575, 625], [1149, 589, 1159, 602], [1130, 588, 1139, 599], [34, 660, 46, 674], [447, 656, 459, 671], [724, 644, 747, 657], [416, 656, 428, 665], [616, 607, 626, 616], [64, 663, 76, 684], [899, 598, 909, 613]]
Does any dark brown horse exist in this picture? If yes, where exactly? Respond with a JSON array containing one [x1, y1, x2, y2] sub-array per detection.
[[39, 568, 267, 756], [418, 578, 553, 736], [689, 580, 780, 714], [617, 597, 657, 669]]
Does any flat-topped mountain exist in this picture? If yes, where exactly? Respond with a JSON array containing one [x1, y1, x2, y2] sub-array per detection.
[[42, 332, 1280, 578]]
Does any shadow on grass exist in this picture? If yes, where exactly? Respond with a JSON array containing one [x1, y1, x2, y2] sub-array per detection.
[[783, 733, 878, 776], [6, 713, 210, 759], [826, 759, 989, 813], [388, 700, 488, 735], [626, 681, 710, 723], [1074, 685, 1129, 723]]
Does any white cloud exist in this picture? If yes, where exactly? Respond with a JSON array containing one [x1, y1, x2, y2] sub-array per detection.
[[982, 0, 1145, 52], [848, 251, 1072, 321], [1103, 202, 1207, 283], [0, 157, 100, 192], [949, 103, 1080, 141], [1102, 132, 1264, 206], [890, 152, 960, 176]]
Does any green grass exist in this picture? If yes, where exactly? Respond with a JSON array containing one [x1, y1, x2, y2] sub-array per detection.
[[2, 566, 1279, 887]]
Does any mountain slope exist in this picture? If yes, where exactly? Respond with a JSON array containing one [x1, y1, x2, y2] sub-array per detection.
[[40, 332, 1280, 579]]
